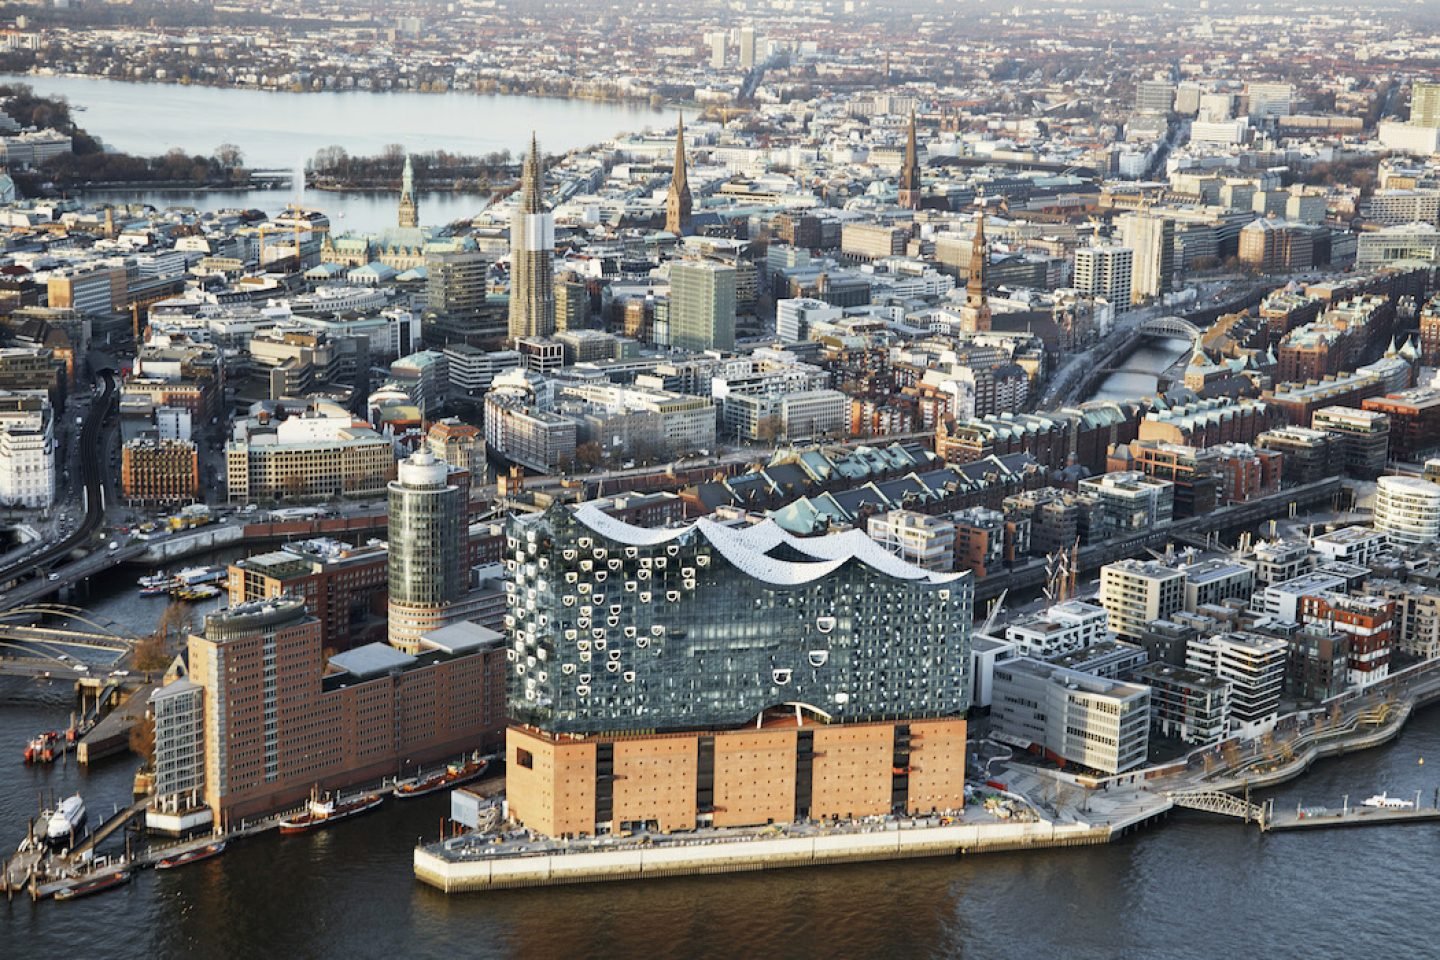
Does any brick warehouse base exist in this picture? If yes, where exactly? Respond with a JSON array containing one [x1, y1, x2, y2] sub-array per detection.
[[505, 716, 967, 838]]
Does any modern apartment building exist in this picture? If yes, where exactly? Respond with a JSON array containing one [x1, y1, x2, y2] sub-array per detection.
[[1133, 662, 1230, 746], [1002, 599, 1111, 660], [1099, 559, 1186, 641], [1073, 246, 1134, 313], [1185, 631, 1286, 737]]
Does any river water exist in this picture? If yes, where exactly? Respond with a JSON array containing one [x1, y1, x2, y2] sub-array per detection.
[[1088, 336, 1193, 403], [2, 555, 1439, 957], [8, 73, 665, 233]]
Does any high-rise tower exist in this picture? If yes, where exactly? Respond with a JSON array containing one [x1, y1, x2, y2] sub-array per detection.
[[508, 134, 556, 342], [666, 114, 693, 236], [959, 215, 992, 332], [898, 110, 922, 211], [398, 154, 419, 228], [387, 449, 464, 653]]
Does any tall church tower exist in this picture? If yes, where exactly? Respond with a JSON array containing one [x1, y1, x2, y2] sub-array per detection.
[[398, 154, 419, 228], [508, 134, 556, 342], [960, 214, 992, 333], [898, 110, 921, 211], [666, 113, 694, 236]]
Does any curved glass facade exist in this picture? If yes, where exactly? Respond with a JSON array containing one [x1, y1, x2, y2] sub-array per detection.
[[388, 453, 463, 607], [506, 505, 973, 734]]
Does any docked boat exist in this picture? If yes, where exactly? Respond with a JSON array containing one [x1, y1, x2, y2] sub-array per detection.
[[139, 582, 173, 597], [278, 792, 384, 835], [173, 584, 222, 602], [24, 731, 59, 764], [393, 756, 489, 800], [46, 794, 86, 844], [1362, 792, 1414, 809], [156, 841, 226, 870], [54, 870, 131, 901], [173, 566, 226, 587], [137, 572, 173, 591]]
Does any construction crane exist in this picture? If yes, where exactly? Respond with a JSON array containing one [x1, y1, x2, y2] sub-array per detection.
[[256, 217, 330, 269]]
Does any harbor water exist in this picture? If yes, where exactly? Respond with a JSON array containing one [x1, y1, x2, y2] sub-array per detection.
[[3, 567, 1440, 959]]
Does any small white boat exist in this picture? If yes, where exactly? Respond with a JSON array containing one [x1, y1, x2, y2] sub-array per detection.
[[1361, 792, 1414, 809]]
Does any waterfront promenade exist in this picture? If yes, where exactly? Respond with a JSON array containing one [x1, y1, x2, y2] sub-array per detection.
[[415, 660, 1440, 893]]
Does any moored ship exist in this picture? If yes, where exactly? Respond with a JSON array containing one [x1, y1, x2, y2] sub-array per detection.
[[393, 755, 489, 800], [45, 794, 86, 844], [156, 841, 227, 870], [53, 870, 131, 901], [278, 791, 384, 835]]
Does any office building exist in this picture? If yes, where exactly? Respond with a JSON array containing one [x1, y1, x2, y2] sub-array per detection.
[[1073, 247, 1134, 313], [228, 538, 390, 653], [1246, 82, 1294, 119], [1363, 389, 1440, 461], [867, 509, 955, 571], [1412, 80, 1440, 129], [1078, 471, 1174, 536], [669, 260, 736, 352], [1099, 559, 1186, 641], [147, 679, 207, 832], [1133, 663, 1230, 746], [1180, 559, 1255, 612], [180, 598, 506, 822], [388, 449, 466, 653], [991, 658, 1150, 775], [738, 25, 756, 69], [508, 134, 556, 341], [426, 251, 489, 318], [0, 390, 53, 508], [503, 503, 973, 837], [1312, 406, 1390, 478], [120, 438, 198, 505], [225, 403, 396, 503], [1186, 632, 1286, 737], [1117, 212, 1175, 303], [1374, 475, 1440, 546], [1135, 80, 1176, 115]]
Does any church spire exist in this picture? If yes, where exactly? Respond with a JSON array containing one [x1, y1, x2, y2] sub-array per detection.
[[961, 212, 992, 333], [898, 109, 921, 210], [397, 154, 418, 228], [520, 133, 545, 215], [666, 112, 693, 236]]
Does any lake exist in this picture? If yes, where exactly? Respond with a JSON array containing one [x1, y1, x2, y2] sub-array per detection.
[[7, 73, 665, 232]]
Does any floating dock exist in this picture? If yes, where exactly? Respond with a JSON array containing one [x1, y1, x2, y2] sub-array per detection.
[[1266, 805, 1440, 832]]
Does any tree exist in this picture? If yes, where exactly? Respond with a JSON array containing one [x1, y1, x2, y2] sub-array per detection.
[[213, 143, 244, 170], [129, 714, 155, 766], [575, 441, 604, 470]]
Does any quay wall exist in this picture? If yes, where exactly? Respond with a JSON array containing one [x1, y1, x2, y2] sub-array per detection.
[[414, 820, 1111, 893]]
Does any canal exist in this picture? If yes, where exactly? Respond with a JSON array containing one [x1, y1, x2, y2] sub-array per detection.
[[1086, 335, 1194, 403]]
